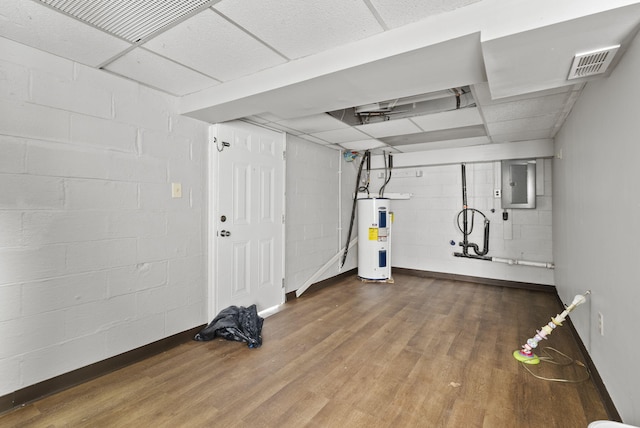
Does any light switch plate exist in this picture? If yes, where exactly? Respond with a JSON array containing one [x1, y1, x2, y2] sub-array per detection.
[[171, 182, 182, 198]]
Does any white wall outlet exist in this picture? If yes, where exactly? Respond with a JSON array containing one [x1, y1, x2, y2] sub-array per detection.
[[171, 182, 182, 198], [598, 311, 604, 336], [494, 189, 501, 198]]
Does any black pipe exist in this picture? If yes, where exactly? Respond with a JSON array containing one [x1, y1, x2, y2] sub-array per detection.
[[461, 164, 469, 255], [454, 164, 491, 259], [453, 252, 491, 261]]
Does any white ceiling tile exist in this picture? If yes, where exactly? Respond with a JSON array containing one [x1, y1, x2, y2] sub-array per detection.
[[213, 0, 384, 59], [263, 122, 303, 135], [487, 115, 558, 136], [275, 114, 349, 134], [481, 93, 569, 123], [339, 139, 387, 151], [355, 118, 422, 138], [411, 108, 483, 132], [0, 35, 73, 77], [369, 0, 482, 29], [393, 136, 490, 152], [0, 0, 131, 67], [104, 48, 220, 96], [473, 81, 576, 106], [309, 127, 370, 144], [296, 134, 333, 145], [490, 129, 552, 143], [144, 9, 286, 81], [253, 113, 286, 123], [381, 125, 485, 146]]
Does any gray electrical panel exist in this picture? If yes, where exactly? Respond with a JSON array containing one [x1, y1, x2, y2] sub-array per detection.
[[501, 159, 536, 209]]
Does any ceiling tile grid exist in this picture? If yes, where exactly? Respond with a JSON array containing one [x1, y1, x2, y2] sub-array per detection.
[[309, 127, 372, 144], [273, 114, 350, 134], [480, 93, 571, 124], [411, 108, 483, 132], [489, 129, 553, 144], [213, 0, 385, 59], [355, 118, 423, 138], [3, 1, 639, 155], [0, 0, 130, 67], [368, 0, 483, 29], [486, 115, 559, 137], [143, 8, 286, 81], [394, 136, 491, 152], [104, 48, 220, 96], [296, 134, 338, 146], [339, 139, 388, 151]]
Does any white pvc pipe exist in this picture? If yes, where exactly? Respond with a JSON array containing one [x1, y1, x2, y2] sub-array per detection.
[[296, 237, 358, 298], [338, 151, 343, 264], [491, 257, 555, 269]]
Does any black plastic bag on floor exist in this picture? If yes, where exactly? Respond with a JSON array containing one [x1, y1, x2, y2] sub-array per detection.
[[194, 304, 263, 348]]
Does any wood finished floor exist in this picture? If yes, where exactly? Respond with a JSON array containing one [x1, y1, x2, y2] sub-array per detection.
[[1, 273, 608, 427]]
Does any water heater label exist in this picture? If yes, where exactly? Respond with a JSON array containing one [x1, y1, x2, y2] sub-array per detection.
[[368, 228, 378, 240]]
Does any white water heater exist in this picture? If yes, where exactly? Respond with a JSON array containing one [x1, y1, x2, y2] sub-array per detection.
[[358, 198, 392, 280]]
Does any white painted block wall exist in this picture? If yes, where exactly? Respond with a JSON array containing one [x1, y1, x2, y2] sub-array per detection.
[[284, 137, 554, 291], [285, 136, 358, 293], [368, 161, 555, 285], [0, 38, 208, 396]]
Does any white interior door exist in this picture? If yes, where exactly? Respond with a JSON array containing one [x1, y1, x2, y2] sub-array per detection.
[[210, 121, 285, 317]]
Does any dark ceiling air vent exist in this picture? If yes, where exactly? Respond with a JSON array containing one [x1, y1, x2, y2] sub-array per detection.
[[567, 45, 620, 80], [37, 0, 217, 43]]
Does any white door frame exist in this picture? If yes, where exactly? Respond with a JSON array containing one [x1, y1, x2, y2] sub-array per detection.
[[207, 122, 286, 320]]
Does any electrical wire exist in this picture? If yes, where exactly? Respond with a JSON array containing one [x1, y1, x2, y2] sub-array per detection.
[[358, 154, 371, 197], [455, 208, 487, 235], [378, 152, 393, 197], [519, 347, 591, 383], [340, 151, 369, 268]]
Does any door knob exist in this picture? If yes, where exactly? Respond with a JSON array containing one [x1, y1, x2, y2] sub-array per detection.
[[220, 230, 231, 237]]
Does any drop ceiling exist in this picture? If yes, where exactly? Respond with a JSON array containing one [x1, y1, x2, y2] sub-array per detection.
[[2, 0, 640, 154]]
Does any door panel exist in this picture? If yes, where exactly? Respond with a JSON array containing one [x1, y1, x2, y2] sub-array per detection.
[[211, 121, 285, 315]]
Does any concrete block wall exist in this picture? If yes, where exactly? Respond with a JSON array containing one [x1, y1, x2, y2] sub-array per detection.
[[369, 161, 554, 285], [285, 136, 357, 293], [0, 38, 208, 396]]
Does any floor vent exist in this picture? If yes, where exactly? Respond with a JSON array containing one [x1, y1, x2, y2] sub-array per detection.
[[37, 0, 217, 43], [568, 45, 620, 80]]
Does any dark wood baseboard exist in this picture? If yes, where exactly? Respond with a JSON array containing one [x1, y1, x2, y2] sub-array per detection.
[[286, 268, 358, 301], [393, 267, 557, 293], [0, 324, 205, 415], [554, 295, 621, 422], [288, 267, 555, 301]]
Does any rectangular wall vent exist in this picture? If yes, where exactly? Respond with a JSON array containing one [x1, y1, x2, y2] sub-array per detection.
[[38, 0, 216, 43], [568, 45, 620, 80]]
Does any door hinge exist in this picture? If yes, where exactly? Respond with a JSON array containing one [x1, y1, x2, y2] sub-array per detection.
[[282, 150, 286, 161], [282, 214, 285, 224], [282, 278, 285, 288]]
